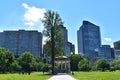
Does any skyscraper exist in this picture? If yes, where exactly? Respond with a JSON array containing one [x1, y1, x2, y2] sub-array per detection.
[[59, 25, 68, 55], [0, 30, 42, 57], [99, 45, 112, 61], [111, 48, 115, 59], [59, 25, 75, 55], [114, 40, 120, 59], [59, 25, 68, 43], [66, 42, 75, 55], [77, 20, 101, 61]]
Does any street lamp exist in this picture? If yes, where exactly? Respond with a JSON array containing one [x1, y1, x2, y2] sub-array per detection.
[[71, 52, 74, 75]]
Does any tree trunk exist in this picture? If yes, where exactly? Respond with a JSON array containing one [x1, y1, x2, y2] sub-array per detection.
[[51, 27, 55, 74]]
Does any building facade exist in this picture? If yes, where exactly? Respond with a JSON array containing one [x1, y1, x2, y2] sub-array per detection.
[[111, 48, 115, 59], [0, 30, 42, 57], [114, 40, 120, 59], [60, 25, 75, 56], [65, 42, 75, 55], [59, 25, 68, 55], [99, 45, 112, 61], [77, 20, 101, 61]]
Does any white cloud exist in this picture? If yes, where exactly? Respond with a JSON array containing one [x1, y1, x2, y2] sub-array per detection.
[[22, 3, 47, 45], [25, 21, 34, 26], [39, 23, 44, 31], [43, 36, 48, 45], [22, 3, 29, 9], [22, 3, 46, 27], [104, 37, 112, 42]]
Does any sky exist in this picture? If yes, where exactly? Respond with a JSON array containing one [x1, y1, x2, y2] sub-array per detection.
[[0, 0, 120, 53]]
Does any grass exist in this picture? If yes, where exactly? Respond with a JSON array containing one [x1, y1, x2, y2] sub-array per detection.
[[1, 71, 120, 80], [71, 71, 120, 80], [0, 72, 52, 80]]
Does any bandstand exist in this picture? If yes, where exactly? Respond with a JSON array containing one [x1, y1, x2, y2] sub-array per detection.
[[55, 56, 70, 73]]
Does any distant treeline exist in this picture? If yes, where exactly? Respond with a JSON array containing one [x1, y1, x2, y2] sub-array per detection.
[[0, 48, 50, 75], [0, 47, 120, 75]]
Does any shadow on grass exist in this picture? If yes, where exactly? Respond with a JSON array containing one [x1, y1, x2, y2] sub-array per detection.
[[36, 72, 53, 76]]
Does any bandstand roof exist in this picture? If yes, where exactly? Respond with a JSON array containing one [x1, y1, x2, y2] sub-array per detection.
[[55, 56, 70, 61]]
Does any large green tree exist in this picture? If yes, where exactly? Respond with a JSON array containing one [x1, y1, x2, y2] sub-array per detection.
[[111, 57, 120, 70], [78, 58, 90, 71], [68, 54, 83, 71], [95, 59, 110, 71], [0, 48, 14, 73], [42, 10, 64, 74], [19, 52, 35, 75]]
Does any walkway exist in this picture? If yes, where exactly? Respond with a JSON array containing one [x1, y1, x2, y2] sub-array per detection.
[[48, 73, 76, 80]]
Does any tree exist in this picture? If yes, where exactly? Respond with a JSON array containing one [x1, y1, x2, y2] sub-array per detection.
[[111, 57, 120, 70], [42, 10, 64, 74], [95, 59, 110, 71], [19, 52, 35, 75], [68, 54, 83, 71], [78, 58, 90, 71], [10, 60, 21, 73], [42, 63, 51, 73], [36, 62, 44, 71], [0, 48, 14, 73]]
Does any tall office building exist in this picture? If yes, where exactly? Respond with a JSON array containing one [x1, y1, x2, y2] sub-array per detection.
[[0, 30, 42, 57], [59, 25, 68, 55], [59, 25, 68, 43], [66, 42, 75, 56], [59, 25, 75, 55], [77, 20, 101, 61], [114, 40, 120, 59], [111, 48, 115, 60], [99, 45, 112, 61]]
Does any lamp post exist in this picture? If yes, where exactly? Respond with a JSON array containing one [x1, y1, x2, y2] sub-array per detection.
[[71, 52, 74, 75]]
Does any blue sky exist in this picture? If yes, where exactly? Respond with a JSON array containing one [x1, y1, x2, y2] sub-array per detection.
[[0, 0, 120, 53]]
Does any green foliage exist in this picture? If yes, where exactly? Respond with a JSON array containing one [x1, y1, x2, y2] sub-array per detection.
[[68, 54, 83, 71], [42, 10, 64, 57], [0, 48, 14, 72], [19, 52, 35, 74], [94, 59, 110, 71], [10, 60, 21, 72], [78, 59, 90, 71], [31, 61, 46, 72], [111, 58, 120, 70], [36, 62, 44, 71], [42, 58, 47, 63], [30, 59, 38, 71], [0, 48, 52, 74], [42, 63, 51, 72], [42, 10, 63, 37]]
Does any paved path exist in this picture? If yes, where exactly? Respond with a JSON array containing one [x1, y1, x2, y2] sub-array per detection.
[[48, 73, 76, 80]]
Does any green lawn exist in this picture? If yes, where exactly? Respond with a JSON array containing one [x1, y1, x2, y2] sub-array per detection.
[[0, 72, 52, 80], [72, 71, 120, 80]]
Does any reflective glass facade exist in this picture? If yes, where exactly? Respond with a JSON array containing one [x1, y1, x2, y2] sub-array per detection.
[[77, 21, 101, 60], [0, 30, 42, 57]]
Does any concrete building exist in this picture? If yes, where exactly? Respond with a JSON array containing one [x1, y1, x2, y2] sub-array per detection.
[[0, 30, 42, 57], [99, 45, 112, 61], [77, 20, 101, 62], [114, 40, 120, 59]]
